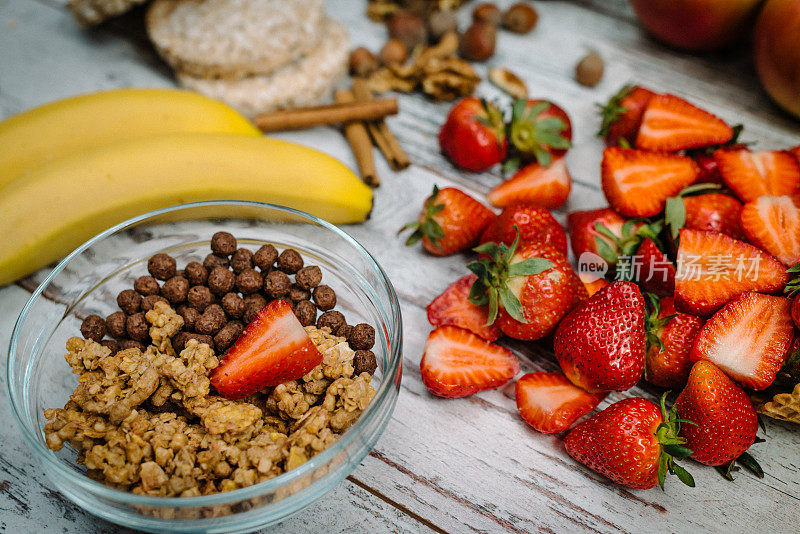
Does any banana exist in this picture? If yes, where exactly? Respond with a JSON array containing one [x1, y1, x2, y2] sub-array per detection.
[[0, 88, 260, 190], [0, 133, 373, 286]]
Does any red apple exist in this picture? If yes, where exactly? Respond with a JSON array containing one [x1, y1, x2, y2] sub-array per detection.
[[629, 0, 764, 51], [754, 0, 800, 119]]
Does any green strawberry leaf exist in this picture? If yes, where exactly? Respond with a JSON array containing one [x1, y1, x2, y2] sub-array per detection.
[[737, 452, 764, 479], [716, 461, 738, 481], [595, 237, 618, 264], [664, 196, 686, 241], [670, 463, 696, 488], [487, 287, 499, 325], [597, 84, 634, 138], [405, 228, 424, 246], [663, 444, 693, 460], [508, 258, 554, 278], [499, 286, 527, 323], [657, 454, 668, 491]]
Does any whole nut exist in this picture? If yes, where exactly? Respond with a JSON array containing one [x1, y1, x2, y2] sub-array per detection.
[[349, 47, 380, 77], [575, 50, 604, 87], [387, 11, 427, 50], [459, 23, 496, 62], [380, 39, 408, 65], [427, 10, 458, 42], [503, 3, 538, 34], [472, 3, 501, 26]]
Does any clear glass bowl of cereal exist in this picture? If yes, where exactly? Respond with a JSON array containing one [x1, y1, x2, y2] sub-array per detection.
[[7, 201, 403, 533]]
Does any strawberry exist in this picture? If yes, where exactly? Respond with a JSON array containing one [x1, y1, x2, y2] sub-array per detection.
[[420, 326, 519, 398], [636, 93, 733, 152], [401, 185, 495, 256], [644, 294, 705, 389], [580, 275, 609, 298], [674, 361, 759, 466], [487, 157, 571, 210], [791, 144, 800, 164], [506, 99, 572, 168], [686, 125, 746, 185], [675, 192, 745, 241], [564, 395, 695, 489], [566, 208, 651, 265], [740, 195, 800, 266], [634, 238, 676, 297], [426, 274, 501, 342], [601, 147, 700, 218], [690, 292, 794, 390], [715, 148, 800, 203], [793, 294, 800, 330], [210, 299, 323, 399], [674, 229, 789, 316], [515, 372, 607, 434], [469, 235, 580, 341], [439, 98, 507, 172], [479, 203, 568, 257], [554, 281, 646, 393], [597, 85, 657, 147]]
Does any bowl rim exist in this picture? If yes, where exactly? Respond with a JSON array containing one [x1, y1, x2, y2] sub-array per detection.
[[7, 200, 403, 508]]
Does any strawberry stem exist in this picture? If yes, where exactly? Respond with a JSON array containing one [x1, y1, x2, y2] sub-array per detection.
[[400, 185, 446, 248], [664, 183, 724, 240], [508, 98, 570, 167], [656, 391, 696, 490], [596, 84, 634, 139], [784, 263, 800, 298]]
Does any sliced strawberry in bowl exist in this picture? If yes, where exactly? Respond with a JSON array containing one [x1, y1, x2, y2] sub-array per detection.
[[597, 84, 656, 147], [635, 93, 733, 152], [740, 195, 800, 266], [674, 229, 789, 316], [715, 148, 800, 202], [211, 299, 323, 399], [515, 372, 607, 434], [487, 157, 571, 210], [690, 292, 794, 390], [479, 203, 568, 257], [420, 326, 518, 398], [644, 294, 704, 389], [426, 274, 501, 342]]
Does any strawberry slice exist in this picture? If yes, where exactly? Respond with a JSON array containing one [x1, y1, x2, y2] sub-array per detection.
[[690, 292, 794, 390], [515, 372, 607, 434], [598, 85, 657, 147], [635, 238, 676, 297], [479, 203, 567, 256], [420, 326, 519, 398], [715, 148, 800, 202], [635, 93, 733, 152], [487, 157, 571, 210], [210, 299, 323, 399], [740, 195, 800, 266], [601, 147, 699, 217], [426, 274, 502, 342], [674, 229, 789, 316]]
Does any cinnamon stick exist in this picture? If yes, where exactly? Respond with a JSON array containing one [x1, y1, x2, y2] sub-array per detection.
[[352, 78, 410, 171], [334, 89, 379, 188], [254, 98, 398, 132]]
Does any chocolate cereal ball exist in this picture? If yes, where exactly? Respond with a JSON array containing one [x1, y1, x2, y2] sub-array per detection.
[[177, 305, 200, 330], [185, 333, 214, 349], [196, 304, 227, 335], [236, 268, 262, 295], [118, 339, 146, 352], [353, 350, 377, 375], [203, 253, 228, 271], [134, 275, 160, 297], [211, 231, 237, 256], [184, 262, 208, 286], [350, 323, 376, 350], [221, 292, 245, 319], [147, 253, 177, 281], [312, 285, 336, 311], [337, 324, 353, 340], [243, 297, 267, 324], [295, 266, 322, 290], [293, 300, 317, 326], [117, 289, 142, 315], [264, 270, 291, 299], [80, 314, 106, 342], [230, 248, 254, 274], [141, 295, 168, 312], [214, 321, 244, 352], [187, 285, 214, 311], [208, 267, 236, 295], [106, 311, 127, 338], [100, 339, 119, 354], [289, 285, 310, 303], [317, 311, 345, 333], [254, 244, 278, 270], [277, 248, 303, 274], [161, 275, 189, 304], [126, 313, 149, 342]]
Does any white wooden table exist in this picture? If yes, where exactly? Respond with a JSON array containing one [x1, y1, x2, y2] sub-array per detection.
[[2, 0, 800, 532]]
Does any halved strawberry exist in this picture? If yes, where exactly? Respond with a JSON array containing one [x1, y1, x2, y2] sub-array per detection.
[[645, 295, 704, 388], [715, 148, 800, 203], [515, 372, 607, 434], [566, 208, 648, 264], [690, 292, 794, 390], [401, 185, 495, 256], [601, 147, 699, 217], [420, 326, 519, 398], [636, 93, 733, 152], [740, 195, 800, 266], [674, 229, 789, 316], [211, 299, 323, 399], [634, 238, 676, 297], [507, 99, 572, 168], [479, 203, 568, 257], [597, 85, 657, 147], [487, 157, 571, 210], [426, 274, 501, 342]]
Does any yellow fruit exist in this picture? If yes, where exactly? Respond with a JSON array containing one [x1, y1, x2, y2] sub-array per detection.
[[0, 133, 372, 286], [0, 88, 260, 190]]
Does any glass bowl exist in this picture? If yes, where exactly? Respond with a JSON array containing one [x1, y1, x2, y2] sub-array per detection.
[[7, 201, 403, 533]]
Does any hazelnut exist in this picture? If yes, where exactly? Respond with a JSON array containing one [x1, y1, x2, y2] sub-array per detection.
[[230, 248, 254, 274], [387, 10, 427, 50], [472, 3, 501, 26], [349, 47, 380, 77], [459, 23, 496, 62], [575, 50, 604, 87], [254, 244, 278, 270], [353, 350, 378, 375], [210, 231, 237, 256], [141, 295, 168, 312], [117, 289, 141, 315], [427, 10, 458, 42], [380, 39, 408, 65], [133, 275, 160, 297], [106, 311, 127, 338], [80, 314, 106, 342], [147, 253, 177, 281], [502, 3, 538, 34], [184, 261, 208, 286], [277, 249, 303, 274]]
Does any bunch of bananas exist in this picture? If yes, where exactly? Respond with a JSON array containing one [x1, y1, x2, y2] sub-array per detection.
[[0, 88, 373, 286]]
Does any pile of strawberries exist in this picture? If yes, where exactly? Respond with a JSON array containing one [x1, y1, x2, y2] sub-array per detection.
[[403, 85, 800, 490]]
